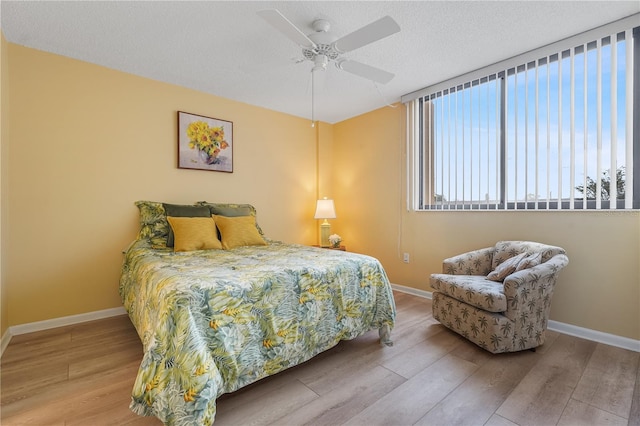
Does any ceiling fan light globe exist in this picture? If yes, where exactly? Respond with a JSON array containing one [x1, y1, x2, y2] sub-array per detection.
[[312, 54, 328, 72]]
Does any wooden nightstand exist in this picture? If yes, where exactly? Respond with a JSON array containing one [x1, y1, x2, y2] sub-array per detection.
[[312, 245, 346, 251]]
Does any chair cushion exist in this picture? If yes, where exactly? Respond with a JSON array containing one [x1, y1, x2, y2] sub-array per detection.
[[430, 274, 507, 312]]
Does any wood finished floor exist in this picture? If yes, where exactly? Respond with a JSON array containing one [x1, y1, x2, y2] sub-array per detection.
[[2, 291, 639, 426]]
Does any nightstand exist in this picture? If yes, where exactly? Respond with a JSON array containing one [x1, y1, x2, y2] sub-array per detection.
[[312, 245, 346, 251]]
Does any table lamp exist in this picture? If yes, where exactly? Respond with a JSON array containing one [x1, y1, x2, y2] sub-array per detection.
[[314, 197, 336, 247]]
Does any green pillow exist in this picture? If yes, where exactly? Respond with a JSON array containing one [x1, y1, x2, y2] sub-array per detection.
[[163, 203, 211, 247], [196, 202, 265, 236], [209, 205, 252, 217]]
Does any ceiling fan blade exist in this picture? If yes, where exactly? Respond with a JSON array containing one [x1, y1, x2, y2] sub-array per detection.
[[333, 16, 400, 53], [336, 59, 395, 84], [257, 9, 317, 50]]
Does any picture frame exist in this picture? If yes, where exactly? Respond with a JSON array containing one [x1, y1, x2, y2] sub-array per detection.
[[177, 111, 233, 173]]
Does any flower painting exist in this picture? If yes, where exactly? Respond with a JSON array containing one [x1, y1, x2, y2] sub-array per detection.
[[178, 111, 233, 172]]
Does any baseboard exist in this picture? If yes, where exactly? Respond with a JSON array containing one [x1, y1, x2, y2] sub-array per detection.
[[391, 284, 640, 353], [547, 320, 640, 353], [1, 329, 11, 357], [8, 307, 127, 337], [391, 283, 433, 299]]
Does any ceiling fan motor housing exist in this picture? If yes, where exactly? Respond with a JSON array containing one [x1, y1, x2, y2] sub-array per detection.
[[304, 19, 339, 63], [303, 45, 339, 61]]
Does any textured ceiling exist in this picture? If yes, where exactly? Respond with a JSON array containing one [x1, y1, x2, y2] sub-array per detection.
[[2, 1, 639, 124]]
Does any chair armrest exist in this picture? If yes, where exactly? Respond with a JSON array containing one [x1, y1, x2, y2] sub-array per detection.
[[442, 247, 494, 275], [502, 254, 569, 321]]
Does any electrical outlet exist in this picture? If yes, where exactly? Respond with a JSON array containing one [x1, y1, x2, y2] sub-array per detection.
[[403, 253, 410, 263]]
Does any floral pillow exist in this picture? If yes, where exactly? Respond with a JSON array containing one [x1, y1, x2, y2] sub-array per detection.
[[135, 201, 170, 248]]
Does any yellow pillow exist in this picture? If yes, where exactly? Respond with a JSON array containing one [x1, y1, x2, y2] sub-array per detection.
[[166, 216, 222, 252], [213, 215, 267, 249]]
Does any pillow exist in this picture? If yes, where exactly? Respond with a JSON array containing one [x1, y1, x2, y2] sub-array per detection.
[[209, 205, 253, 217], [516, 252, 542, 271], [196, 202, 265, 236], [487, 252, 527, 282], [135, 201, 169, 248], [166, 216, 222, 252], [213, 215, 267, 249], [163, 203, 211, 247]]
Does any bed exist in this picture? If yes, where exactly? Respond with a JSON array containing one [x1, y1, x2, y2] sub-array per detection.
[[119, 201, 396, 425]]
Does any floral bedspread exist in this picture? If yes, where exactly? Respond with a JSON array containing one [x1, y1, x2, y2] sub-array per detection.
[[119, 239, 396, 425]]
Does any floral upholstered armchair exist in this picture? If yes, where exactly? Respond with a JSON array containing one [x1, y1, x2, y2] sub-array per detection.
[[430, 241, 569, 354]]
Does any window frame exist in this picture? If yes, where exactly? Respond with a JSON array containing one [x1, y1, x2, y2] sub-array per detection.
[[404, 17, 640, 212]]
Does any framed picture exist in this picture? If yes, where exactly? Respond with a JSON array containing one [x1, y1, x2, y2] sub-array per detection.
[[177, 111, 233, 172]]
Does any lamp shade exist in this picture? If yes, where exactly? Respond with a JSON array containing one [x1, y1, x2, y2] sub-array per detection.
[[314, 198, 336, 219]]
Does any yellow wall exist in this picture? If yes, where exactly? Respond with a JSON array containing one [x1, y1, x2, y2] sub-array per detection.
[[1, 32, 9, 337], [333, 104, 640, 341], [5, 44, 322, 326], [316, 121, 334, 199]]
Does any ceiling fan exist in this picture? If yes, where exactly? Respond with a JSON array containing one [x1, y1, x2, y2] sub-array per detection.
[[257, 9, 401, 85]]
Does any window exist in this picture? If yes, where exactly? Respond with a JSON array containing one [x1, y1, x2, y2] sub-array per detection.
[[404, 20, 639, 210]]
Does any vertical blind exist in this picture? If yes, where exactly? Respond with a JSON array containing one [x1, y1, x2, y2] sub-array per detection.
[[405, 18, 639, 211]]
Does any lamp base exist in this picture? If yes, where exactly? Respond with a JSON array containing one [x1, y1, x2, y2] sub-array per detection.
[[320, 220, 331, 247]]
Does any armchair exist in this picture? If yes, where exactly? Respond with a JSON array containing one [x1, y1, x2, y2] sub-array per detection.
[[430, 241, 569, 353]]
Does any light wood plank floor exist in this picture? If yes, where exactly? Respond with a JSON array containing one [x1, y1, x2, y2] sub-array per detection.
[[2, 291, 639, 425]]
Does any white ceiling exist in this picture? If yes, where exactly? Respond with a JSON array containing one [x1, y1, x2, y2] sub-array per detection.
[[2, 1, 639, 124]]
